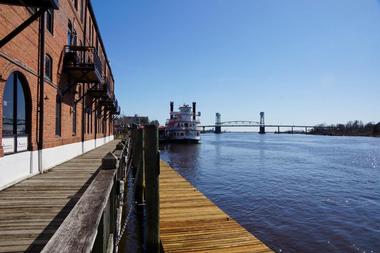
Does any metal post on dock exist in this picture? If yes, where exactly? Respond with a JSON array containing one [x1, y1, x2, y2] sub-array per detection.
[[144, 125, 160, 253]]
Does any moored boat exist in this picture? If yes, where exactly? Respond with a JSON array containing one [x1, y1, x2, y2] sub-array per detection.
[[160, 102, 201, 143]]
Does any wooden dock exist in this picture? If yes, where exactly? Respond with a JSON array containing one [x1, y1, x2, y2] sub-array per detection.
[[0, 140, 119, 253], [160, 161, 273, 253]]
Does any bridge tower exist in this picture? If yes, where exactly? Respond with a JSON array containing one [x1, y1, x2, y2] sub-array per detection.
[[215, 113, 222, 134], [259, 112, 265, 134]]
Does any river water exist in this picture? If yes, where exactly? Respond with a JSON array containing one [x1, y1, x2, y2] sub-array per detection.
[[160, 133, 380, 253]]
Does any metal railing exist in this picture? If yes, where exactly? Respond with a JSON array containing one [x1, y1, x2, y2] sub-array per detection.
[[64, 45, 103, 81]]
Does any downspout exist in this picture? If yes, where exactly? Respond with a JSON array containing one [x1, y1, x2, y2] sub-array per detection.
[[38, 10, 46, 173], [81, 0, 88, 153]]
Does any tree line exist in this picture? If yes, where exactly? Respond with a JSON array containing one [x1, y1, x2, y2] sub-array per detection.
[[309, 120, 380, 137]]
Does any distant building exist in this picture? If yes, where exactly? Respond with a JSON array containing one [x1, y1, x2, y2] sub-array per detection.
[[114, 115, 150, 133], [0, 1, 119, 189]]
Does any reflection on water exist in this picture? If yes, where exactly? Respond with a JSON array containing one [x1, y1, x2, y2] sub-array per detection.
[[160, 143, 201, 180], [160, 133, 380, 253]]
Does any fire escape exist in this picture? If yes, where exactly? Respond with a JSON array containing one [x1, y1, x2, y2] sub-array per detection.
[[0, 0, 59, 48], [63, 45, 120, 122]]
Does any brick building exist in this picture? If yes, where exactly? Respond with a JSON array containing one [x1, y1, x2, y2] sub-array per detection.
[[0, 0, 120, 189]]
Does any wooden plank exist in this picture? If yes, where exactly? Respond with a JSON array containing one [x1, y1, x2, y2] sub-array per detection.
[[160, 161, 273, 253], [0, 140, 119, 253]]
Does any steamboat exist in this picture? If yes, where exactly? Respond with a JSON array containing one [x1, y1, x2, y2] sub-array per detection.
[[160, 102, 201, 143]]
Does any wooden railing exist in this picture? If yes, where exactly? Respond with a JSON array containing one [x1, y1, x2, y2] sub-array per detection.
[[42, 140, 129, 253], [41, 126, 160, 253]]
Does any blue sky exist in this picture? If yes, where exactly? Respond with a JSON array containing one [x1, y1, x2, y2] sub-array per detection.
[[93, 0, 380, 125]]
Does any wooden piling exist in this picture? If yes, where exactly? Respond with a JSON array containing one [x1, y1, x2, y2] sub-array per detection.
[[135, 129, 144, 204], [144, 125, 160, 253]]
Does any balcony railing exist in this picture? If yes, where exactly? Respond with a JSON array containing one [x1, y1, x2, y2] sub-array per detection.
[[110, 99, 120, 115], [63, 45, 103, 83], [0, 0, 59, 9], [87, 81, 112, 99]]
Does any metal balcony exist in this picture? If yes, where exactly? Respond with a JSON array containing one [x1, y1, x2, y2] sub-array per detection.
[[0, 0, 59, 9], [113, 106, 121, 115], [63, 45, 103, 84], [87, 82, 111, 99], [110, 99, 120, 115], [98, 96, 114, 108]]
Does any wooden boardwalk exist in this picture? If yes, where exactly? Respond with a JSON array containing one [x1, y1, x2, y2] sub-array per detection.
[[0, 140, 118, 253], [160, 161, 273, 253]]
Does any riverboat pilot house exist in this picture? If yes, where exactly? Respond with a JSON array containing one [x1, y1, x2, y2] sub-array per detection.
[[0, 0, 120, 189]]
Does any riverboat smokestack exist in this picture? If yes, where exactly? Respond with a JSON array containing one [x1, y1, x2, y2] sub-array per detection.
[[192, 102, 196, 120], [170, 101, 174, 119]]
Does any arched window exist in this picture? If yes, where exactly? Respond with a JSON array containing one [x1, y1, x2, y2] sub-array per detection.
[[2, 72, 30, 154], [45, 54, 52, 81]]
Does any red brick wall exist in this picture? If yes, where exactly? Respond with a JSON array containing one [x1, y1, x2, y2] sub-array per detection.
[[0, 1, 115, 157]]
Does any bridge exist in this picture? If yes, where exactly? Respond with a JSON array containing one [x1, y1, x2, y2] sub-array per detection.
[[200, 112, 327, 134]]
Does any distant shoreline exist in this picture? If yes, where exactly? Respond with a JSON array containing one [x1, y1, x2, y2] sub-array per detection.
[[308, 132, 380, 138], [200, 131, 380, 137]]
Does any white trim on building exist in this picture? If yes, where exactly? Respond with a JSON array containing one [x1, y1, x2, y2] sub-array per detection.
[[0, 135, 114, 190]]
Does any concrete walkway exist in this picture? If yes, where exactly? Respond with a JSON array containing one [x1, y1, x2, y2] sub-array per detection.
[[0, 140, 119, 253]]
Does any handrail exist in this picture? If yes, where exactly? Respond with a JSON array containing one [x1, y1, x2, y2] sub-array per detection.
[[41, 129, 160, 253], [64, 45, 103, 81], [42, 142, 128, 253], [41, 168, 117, 253]]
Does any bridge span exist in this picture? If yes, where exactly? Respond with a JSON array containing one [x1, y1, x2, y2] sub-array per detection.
[[200, 112, 327, 134]]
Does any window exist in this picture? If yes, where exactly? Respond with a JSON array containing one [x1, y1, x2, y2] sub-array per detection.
[[80, 0, 84, 22], [2, 72, 29, 154], [46, 9, 54, 34], [68, 21, 77, 46], [87, 109, 90, 133], [68, 21, 73, 45], [45, 54, 52, 81], [97, 107, 102, 133], [73, 0, 78, 10], [90, 110, 93, 133], [88, 20, 92, 46], [91, 26, 94, 46], [73, 29, 77, 45], [85, 92, 91, 134], [72, 103, 77, 135], [55, 96, 61, 136]]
